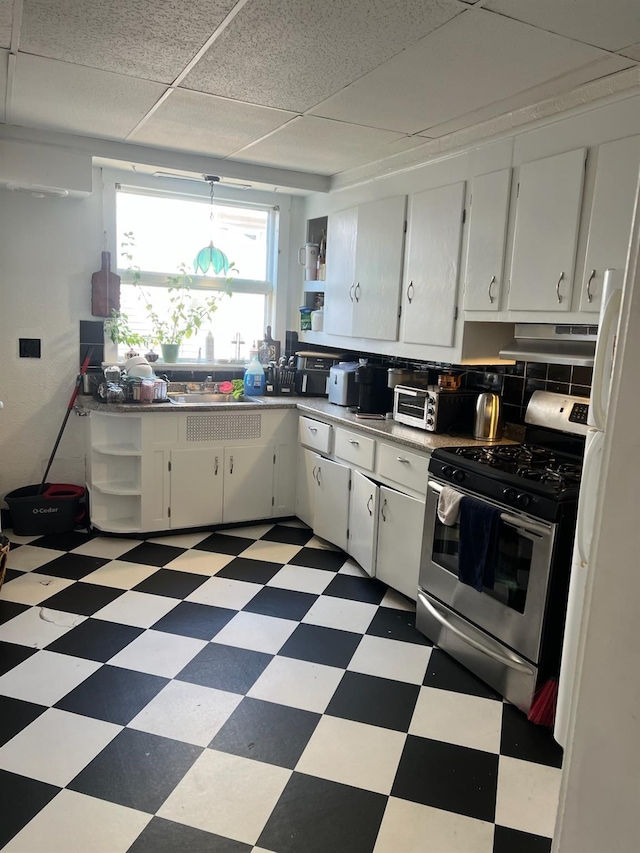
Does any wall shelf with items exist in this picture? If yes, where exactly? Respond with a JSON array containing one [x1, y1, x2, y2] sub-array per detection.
[[302, 215, 327, 295]]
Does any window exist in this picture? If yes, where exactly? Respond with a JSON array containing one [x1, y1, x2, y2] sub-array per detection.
[[115, 188, 276, 362]]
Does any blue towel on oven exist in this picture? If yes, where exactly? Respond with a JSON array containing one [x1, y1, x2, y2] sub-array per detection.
[[458, 496, 500, 592]]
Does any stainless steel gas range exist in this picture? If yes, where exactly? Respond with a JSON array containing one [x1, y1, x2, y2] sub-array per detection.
[[417, 391, 590, 712]]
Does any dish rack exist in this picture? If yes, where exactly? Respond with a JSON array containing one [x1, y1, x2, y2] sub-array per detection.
[[265, 365, 297, 396], [121, 378, 168, 403]]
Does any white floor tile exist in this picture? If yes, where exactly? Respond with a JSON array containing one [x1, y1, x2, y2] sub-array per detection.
[[185, 576, 259, 610], [219, 524, 273, 540], [374, 797, 494, 853], [0, 708, 120, 786], [409, 687, 503, 754], [158, 749, 290, 845], [108, 629, 207, 678], [92, 591, 179, 629], [296, 716, 405, 795], [495, 755, 562, 838], [80, 559, 160, 590], [338, 558, 370, 577], [380, 588, 416, 611], [0, 650, 100, 705], [213, 611, 297, 654], [0, 572, 75, 605], [302, 596, 377, 634], [266, 564, 333, 595], [239, 540, 302, 564], [147, 531, 211, 548], [163, 549, 234, 576], [348, 635, 431, 685], [70, 538, 141, 559], [248, 656, 343, 713], [6, 532, 40, 545], [304, 535, 339, 550], [6, 545, 66, 571], [0, 606, 86, 649], [128, 680, 242, 746], [3, 789, 151, 853]]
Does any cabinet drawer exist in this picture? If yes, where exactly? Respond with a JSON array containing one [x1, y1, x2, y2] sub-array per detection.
[[334, 428, 376, 471], [298, 416, 332, 453], [378, 443, 429, 494]]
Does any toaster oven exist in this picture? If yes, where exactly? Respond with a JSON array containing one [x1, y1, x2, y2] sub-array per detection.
[[393, 385, 478, 432]]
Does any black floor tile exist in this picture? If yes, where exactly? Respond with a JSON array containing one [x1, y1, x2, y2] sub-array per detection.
[[326, 671, 420, 732], [33, 553, 109, 580], [121, 542, 186, 567], [210, 697, 320, 769], [0, 641, 38, 676], [176, 642, 273, 694], [0, 695, 46, 746], [500, 703, 563, 768], [133, 568, 207, 599], [40, 582, 124, 616], [46, 618, 143, 662], [278, 623, 361, 669], [215, 557, 282, 585], [151, 601, 236, 641], [392, 735, 498, 823], [261, 525, 314, 546], [3, 568, 24, 585], [0, 600, 30, 626], [195, 532, 255, 556], [288, 548, 348, 572], [366, 607, 430, 645], [30, 531, 95, 551], [493, 825, 552, 853], [0, 769, 60, 848], [258, 772, 387, 853], [424, 649, 501, 700], [243, 587, 317, 621], [323, 574, 386, 605], [68, 728, 202, 814], [55, 665, 169, 725], [128, 817, 252, 853]]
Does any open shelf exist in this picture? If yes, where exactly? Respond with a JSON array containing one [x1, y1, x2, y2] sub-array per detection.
[[91, 443, 141, 456], [92, 517, 142, 533], [92, 481, 142, 496]]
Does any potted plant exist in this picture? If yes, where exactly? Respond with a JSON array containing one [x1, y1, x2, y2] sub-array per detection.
[[104, 309, 147, 359]]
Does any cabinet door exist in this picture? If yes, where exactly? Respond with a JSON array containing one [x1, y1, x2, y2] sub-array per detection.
[[580, 135, 640, 312], [313, 456, 351, 552], [170, 449, 223, 529], [352, 196, 406, 341], [376, 487, 425, 601], [463, 169, 511, 311], [348, 471, 379, 577], [401, 182, 465, 346], [295, 446, 317, 528], [324, 206, 357, 336], [509, 148, 586, 311], [223, 445, 274, 524]]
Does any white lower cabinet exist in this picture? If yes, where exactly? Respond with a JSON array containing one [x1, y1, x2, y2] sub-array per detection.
[[223, 445, 275, 524], [348, 471, 379, 577], [296, 446, 317, 528], [313, 456, 351, 552], [376, 486, 425, 601], [170, 448, 223, 529]]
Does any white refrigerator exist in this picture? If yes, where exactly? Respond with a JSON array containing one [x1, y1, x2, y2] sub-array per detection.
[[554, 269, 624, 748]]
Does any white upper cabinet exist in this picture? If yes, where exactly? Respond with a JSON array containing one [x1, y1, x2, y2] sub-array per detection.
[[580, 135, 640, 313], [324, 205, 357, 336], [463, 169, 512, 312], [508, 148, 586, 312], [401, 181, 465, 347]]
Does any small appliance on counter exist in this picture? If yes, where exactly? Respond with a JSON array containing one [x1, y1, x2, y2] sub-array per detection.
[[474, 392, 504, 441], [295, 351, 343, 396], [328, 362, 359, 406], [354, 363, 394, 416], [393, 385, 478, 432]]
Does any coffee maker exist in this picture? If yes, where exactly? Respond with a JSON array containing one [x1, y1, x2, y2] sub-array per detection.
[[354, 363, 394, 415]]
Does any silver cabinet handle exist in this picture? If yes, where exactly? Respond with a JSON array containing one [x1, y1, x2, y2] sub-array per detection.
[[407, 281, 414, 304], [349, 283, 355, 302], [312, 465, 317, 481], [316, 466, 322, 485], [396, 456, 410, 464], [586, 269, 595, 303], [354, 282, 361, 302], [556, 271, 564, 303], [488, 275, 496, 304], [381, 499, 388, 521], [366, 494, 373, 516], [308, 425, 317, 433], [348, 438, 359, 445], [215, 456, 219, 476], [229, 455, 234, 474]]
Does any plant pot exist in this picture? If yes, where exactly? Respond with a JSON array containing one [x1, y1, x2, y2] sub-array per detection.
[[161, 344, 180, 363]]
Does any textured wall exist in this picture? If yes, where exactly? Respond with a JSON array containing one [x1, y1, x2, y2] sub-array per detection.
[[0, 169, 103, 498]]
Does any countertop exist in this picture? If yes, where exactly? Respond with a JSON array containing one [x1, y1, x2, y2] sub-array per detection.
[[76, 395, 518, 452]]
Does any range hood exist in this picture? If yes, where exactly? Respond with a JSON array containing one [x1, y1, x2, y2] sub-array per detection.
[[499, 324, 597, 366]]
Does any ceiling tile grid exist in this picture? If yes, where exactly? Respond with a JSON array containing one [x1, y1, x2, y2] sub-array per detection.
[[11, 54, 168, 139], [129, 88, 297, 156], [181, 0, 467, 113], [20, 0, 239, 83], [310, 8, 620, 134], [0, 0, 12, 49], [620, 43, 640, 62]]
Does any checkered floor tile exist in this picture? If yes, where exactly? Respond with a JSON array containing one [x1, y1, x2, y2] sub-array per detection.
[[0, 522, 562, 852]]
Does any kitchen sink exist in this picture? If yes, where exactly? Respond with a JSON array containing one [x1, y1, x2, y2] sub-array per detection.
[[167, 393, 258, 404]]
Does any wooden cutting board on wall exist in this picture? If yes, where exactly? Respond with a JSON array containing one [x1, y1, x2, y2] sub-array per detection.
[[91, 251, 120, 317]]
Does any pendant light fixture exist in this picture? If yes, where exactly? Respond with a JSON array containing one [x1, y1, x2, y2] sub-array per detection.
[[193, 176, 232, 275]]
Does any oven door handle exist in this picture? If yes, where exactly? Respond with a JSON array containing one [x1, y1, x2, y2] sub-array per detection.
[[418, 592, 535, 675]]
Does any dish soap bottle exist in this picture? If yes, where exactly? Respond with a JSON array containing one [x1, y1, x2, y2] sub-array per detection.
[[205, 331, 214, 362], [244, 356, 266, 396]]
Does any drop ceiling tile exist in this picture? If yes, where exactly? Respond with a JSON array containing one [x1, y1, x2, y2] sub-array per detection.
[[311, 9, 617, 134], [620, 43, 640, 62], [228, 116, 406, 175], [0, 49, 7, 123], [0, 0, 12, 48], [12, 54, 167, 139], [182, 0, 466, 113], [130, 88, 296, 156], [333, 135, 432, 175], [20, 0, 238, 83], [486, 0, 640, 52]]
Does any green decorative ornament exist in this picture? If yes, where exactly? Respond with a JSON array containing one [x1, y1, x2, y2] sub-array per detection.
[[194, 241, 231, 276]]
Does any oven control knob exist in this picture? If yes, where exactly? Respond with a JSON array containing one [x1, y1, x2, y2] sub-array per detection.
[[518, 493, 532, 508], [502, 488, 517, 502], [442, 465, 453, 478], [426, 416, 434, 426], [452, 469, 465, 483], [427, 405, 435, 414]]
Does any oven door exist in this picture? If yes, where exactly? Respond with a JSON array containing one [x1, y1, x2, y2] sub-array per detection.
[[393, 387, 428, 428], [419, 478, 556, 663]]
